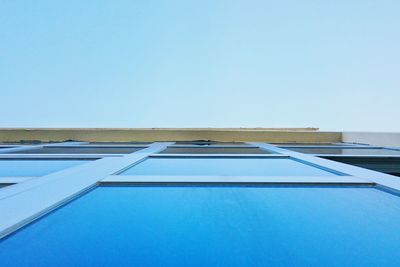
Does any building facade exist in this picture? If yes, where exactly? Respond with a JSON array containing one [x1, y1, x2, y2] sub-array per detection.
[[0, 128, 400, 266]]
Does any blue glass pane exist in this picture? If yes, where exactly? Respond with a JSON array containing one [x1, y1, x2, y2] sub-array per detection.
[[1, 186, 400, 267], [120, 158, 337, 176], [275, 143, 352, 146], [0, 160, 91, 177], [174, 141, 248, 146], [287, 148, 400, 155], [10, 147, 144, 154]]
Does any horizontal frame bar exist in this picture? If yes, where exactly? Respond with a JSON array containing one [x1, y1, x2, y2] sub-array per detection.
[[0, 155, 106, 159], [41, 145, 149, 148], [278, 145, 384, 149], [101, 174, 371, 184], [149, 154, 287, 158], [166, 145, 258, 148]]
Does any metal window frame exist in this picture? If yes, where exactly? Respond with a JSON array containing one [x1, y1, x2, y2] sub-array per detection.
[[0, 141, 148, 186], [165, 144, 256, 148], [0, 141, 400, 240], [255, 143, 400, 191]]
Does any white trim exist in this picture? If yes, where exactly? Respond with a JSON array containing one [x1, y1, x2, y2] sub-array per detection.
[[0, 155, 114, 159], [41, 145, 149, 148], [150, 154, 286, 158], [277, 145, 383, 149], [165, 145, 258, 148], [101, 174, 371, 184]]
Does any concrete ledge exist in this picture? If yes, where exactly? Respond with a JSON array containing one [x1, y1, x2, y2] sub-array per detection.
[[0, 128, 341, 143]]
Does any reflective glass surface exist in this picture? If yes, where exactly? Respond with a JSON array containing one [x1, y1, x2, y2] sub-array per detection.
[[159, 147, 270, 154], [321, 156, 400, 175], [287, 148, 400, 155], [174, 141, 249, 146], [9, 147, 145, 154], [1, 186, 400, 267], [0, 141, 55, 145], [275, 143, 353, 146], [0, 159, 92, 177], [88, 142, 151, 145], [120, 158, 337, 176]]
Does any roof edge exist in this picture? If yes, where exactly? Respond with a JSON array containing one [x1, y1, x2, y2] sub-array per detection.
[[0, 128, 341, 143]]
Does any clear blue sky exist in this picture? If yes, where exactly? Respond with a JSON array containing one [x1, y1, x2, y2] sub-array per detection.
[[1, 0, 399, 131]]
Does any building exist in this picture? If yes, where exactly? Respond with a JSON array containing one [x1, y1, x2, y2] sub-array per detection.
[[0, 128, 400, 266]]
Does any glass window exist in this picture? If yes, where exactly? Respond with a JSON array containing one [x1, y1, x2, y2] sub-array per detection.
[[321, 156, 400, 176], [286, 148, 400, 155], [159, 147, 271, 154], [275, 143, 354, 146], [174, 141, 249, 146], [8, 147, 145, 154], [88, 142, 152, 145], [1, 186, 400, 266], [0, 159, 92, 177], [0, 141, 58, 145], [120, 157, 337, 176]]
